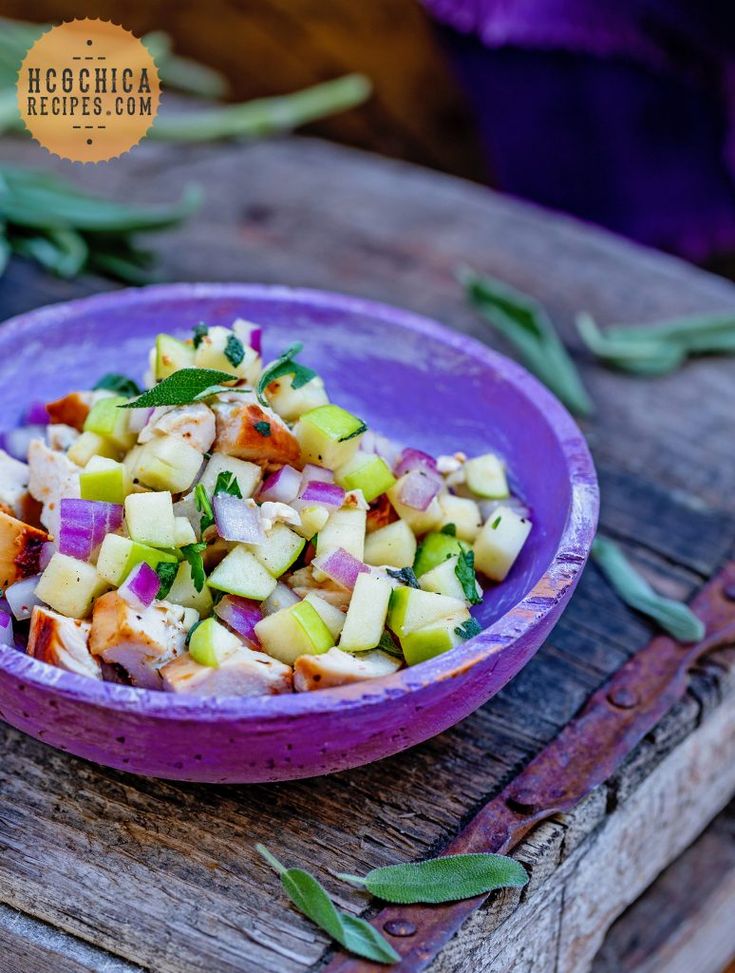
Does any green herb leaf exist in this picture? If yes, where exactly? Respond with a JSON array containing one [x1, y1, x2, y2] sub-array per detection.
[[194, 483, 214, 533], [256, 343, 317, 406], [254, 420, 271, 437], [337, 853, 528, 904], [455, 617, 482, 640], [120, 368, 236, 409], [225, 333, 245, 367], [591, 536, 705, 642], [214, 471, 242, 499], [256, 845, 400, 965], [386, 567, 420, 589], [192, 322, 208, 349], [440, 523, 457, 536], [93, 373, 143, 398], [462, 267, 594, 417], [185, 618, 204, 646], [455, 549, 482, 605], [155, 561, 179, 600], [377, 629, 403, 658], [181, 542, 208, 593], [192, 384, 250, 402], [491, 515, 502, 530]]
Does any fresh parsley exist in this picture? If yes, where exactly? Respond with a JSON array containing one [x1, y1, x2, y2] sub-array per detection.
[[440, 523, 457, 536], [181, 542, 208, 592], [256, 342, 317, 406], [93, 373, 142, 398], [455, 549, 482, 605], [155, 561, 179, 600], [254, 420, 271, 437], [192, 322, 208, 349], [194, 483, 214, 533], [386, 567, 420, 589], [214, 471, 242, 498], [377, 629, 403, 658], [225, 334, 245, 367], [491, 515, 502, 529], [455, 617, 482, 640], [120, 368, 237, 409]]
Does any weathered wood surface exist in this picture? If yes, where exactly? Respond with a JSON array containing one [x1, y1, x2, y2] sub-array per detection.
[[0, 135, 734, 972]]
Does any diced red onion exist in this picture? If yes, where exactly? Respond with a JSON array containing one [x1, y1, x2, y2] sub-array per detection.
[[58, 499, 124, 561], [259, 465, 301, 503], [299, 480, 345, 508], [118, 562, 161, 611], [127, 406, 154, 434], [0, 610, 13, 647], [262, 582, 300, 616], [39, 541, 55, 572], [5, 575, 42, 620], [312, 547, 369, 590], [398, 470, 440, 511], [215, 594, 262, 643], [360, 431, 402, 467], [23, 401, 50, 425], [394, 447, 439, 478], [213, 494, 265, 544], [0, 426, 45, 461], [301, 463, 334, 484]]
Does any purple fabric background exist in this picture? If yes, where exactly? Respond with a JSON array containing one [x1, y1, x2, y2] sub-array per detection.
[[423, 0, 735, 261]]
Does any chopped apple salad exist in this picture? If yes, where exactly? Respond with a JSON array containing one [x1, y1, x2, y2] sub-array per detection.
[[0, 319, 532, 697]]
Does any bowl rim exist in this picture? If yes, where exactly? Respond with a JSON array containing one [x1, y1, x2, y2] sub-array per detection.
[[0, 282, 599, 721]]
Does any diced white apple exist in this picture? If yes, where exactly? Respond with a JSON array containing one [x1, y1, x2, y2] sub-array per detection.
[[194, 325, 261, 383], [27, 438, 81, 535], [35, 552, 108, 618], [138, 403, 216, 454], [363, 520, 417, 569], [174, 516, 197, 548], [473, 505, 531, 581], [265, 373, 329, 422], [262, 581, 301, 615], [387, 586, 467, 638], [124, 492, 176, 548], [294, 647, 401, 691], [463, 453, 509, 499], [0, 449, 29, 518], [166, 561, 214, 616], [418, 555, 466, 601], [67, 431, 120, 468], [161, 645, 292, 697], [197, 452, 262, 499], [316, 508, 366, 561], [27, 606, 100, 679], [254, 600, 334, 665], [245, 522, 305, 577], [293, 405, 365, 470], [188, 616, 242, 667], [207, 545, 278, 600], [400, 610, 471, 666], [437, 494, 482, 542], [387, 478, 443, 535], [130, 435, 203, 493], [96, 534, 178, 587], [292, 504, 331, 540], [338, 571, 392, 652], [303, 592, 346, 639]]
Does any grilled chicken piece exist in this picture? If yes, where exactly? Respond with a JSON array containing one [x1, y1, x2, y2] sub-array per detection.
[[45, 390, 95, 431], [138, 403, 216, 453], [287, 565, 351, 609], [294, 647, 401, 692], [89, 592, 197, 690], [27, 438, 81, 535], [0, 449, 30, 519], [47, 423, 80, 452], [27, 606, 100, 680], [161, 646, 293, 697], [366, 492, 399, 534], [213, 401, 301, 467], [0, 509, 48, 588]]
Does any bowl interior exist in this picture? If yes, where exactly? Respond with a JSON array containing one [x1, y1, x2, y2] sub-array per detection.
[[0, 285, 578, 634]]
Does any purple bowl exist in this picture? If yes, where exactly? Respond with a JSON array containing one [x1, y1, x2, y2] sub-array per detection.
[[0, 284, 598, 782]]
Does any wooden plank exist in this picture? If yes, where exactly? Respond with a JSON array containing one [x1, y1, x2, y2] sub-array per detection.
[[0, 136, 734, 971]]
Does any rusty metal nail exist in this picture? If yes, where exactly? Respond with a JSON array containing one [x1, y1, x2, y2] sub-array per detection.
[[722, 583, 735, 601], [607, 686, 638, 709], [383, 919, 417, 937]]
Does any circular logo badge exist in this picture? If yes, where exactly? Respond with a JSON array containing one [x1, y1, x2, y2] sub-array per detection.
[[17, 18, 160, 163]]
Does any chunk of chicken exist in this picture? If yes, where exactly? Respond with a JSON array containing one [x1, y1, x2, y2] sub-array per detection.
[[0, 509, 48, 588], [213, 401, 301, 467], [294, 647, 401, 691], [138, 403, 216, 453], [46, 423, 80, 453], [161, 646, 293, 697], [287, 565, 351, 609], [0, 449, 29, 518], [27, 606, 100, 680], [89, 592, 198, 689], [45, 390, 95, 431], [27, 439, 81, 536]]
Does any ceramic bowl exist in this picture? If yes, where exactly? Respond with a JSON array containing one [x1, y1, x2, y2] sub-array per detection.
[[0, 284, 598, 782]]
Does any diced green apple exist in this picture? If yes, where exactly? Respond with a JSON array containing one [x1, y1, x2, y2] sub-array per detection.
[[464, 453, 509, 499], [303, 592, 346, 639], [437, 494, 482, 542], [266, 373, 329, 422], [387, 586, 467, 638], [413, 531, 469, 577], [35, 552, 108, 618], [207, 545, 277, 600], [335, 454, 396, 503], [167, 561, 214, 615], [364, 520, 417, 569], [68, 431, 120, 467], [418, 555, 467, 601], [339, 571, 392, 652], [80, 456, 132, 505], [96, 534, 178, 586], [193, 325, 260, 381], [473, 506, 531, 581], [387, 478, 443, 535], [83, 396, 135, 450], [198, 452, 262, 499], [155, 334, 195, 380], [254, 600, 333, 665], [173, 516, 197, 548], [246, 523, 305, 577], [124, 491, 176, 548], [130, 435, 203, 493], [293, 504, 330, 540], [316, 508, 366, 561], [294, 405, 366, 469], [401, 610, 471, 666], [189, 616, 241, 667]]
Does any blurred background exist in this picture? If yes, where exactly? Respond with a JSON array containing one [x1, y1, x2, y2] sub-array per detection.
[[3, 0, 735, 272]]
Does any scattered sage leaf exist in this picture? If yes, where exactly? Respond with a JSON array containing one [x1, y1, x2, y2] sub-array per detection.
[[192, 322, 208, 349], [225, 333, 245, 367], [155, 561, 178, 600], [455, 549, 481, 605], [93, 373, 142, 398], [214, 471, 242, 499], [257, 343, 317, 406], [386, 567, 420, 589], [455, 617, 482, 640], [121, 368, 236, 409], [181, 542, 207, 593]]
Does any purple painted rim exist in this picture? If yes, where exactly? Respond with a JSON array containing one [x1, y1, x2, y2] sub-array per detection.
[[0, 283, 598, 723]]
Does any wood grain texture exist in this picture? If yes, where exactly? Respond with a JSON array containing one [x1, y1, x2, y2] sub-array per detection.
[[0, 135, 733, 971]]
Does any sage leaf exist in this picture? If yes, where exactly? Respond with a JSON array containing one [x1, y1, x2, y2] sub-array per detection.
[[181, 543, 207, 593], [337, 853, 528, 904], [455, 617, 482, 640], [257, 343, 317, 406], [461, 267, 594, 417], [591, 536, 705, 642], [93, 373, 142, 398], [121, 368, 237, 409], [455, 549, 482, 605], [256, 845, 400, 965], [386, 567, 419, 589], [155, 561, 178, 600]]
